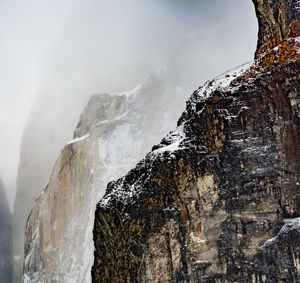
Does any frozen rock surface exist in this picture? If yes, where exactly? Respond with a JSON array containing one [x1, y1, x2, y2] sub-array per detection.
[[92, 1, 300, 282]]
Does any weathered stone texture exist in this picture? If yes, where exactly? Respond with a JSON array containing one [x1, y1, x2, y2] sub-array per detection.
[[23, 128, 101, 282], [253, 0, 300, 66], [92, 60, 300, 282], [254, 0, 300, 49], [92, 1, 300, 280]]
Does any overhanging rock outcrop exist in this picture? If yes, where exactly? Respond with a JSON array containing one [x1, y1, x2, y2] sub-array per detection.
[[92, 0, 300, 282], [253, 0, 300, 66]]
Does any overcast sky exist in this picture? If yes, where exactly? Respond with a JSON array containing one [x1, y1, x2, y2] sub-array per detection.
[[0, 0, 257, 209]]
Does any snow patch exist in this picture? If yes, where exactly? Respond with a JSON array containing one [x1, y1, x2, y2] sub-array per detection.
[[282, 217, 300, 232], [190, 232, 206, 245], [196, 61, 253, 100], [68, 133, 89, 144], [152, 124, 186, 155], [260, 217, 300, 250], [111, 84, 142, 97]]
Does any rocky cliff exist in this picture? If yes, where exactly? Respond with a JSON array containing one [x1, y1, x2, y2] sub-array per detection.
[[13, 106, 74, 283], [0, 179, 13, 283], [20, 15, 259, 280], [254, 0, 300, 66], [92, 0, 300, 282], [21, 66, 196, 282]]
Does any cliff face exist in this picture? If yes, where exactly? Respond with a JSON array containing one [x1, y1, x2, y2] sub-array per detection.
[[13, 110, 72, 283], [0, 180, 13, 283], [92, 1, 300, 282], [254, 0, 300, 66], [17, 32, 255, 283], [21, 20, 259, 281], [22, 68, 194, 282], [254, 0, 300, 50]]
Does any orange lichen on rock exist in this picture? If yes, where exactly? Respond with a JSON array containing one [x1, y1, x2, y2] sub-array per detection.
[[255, 35, 300, 68], [231, 36, 300, 86], [252, 0, 300, 67]]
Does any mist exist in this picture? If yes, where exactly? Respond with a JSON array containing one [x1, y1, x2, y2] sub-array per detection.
[[0, 0, 257, 210], [0, 0, 259, 281]]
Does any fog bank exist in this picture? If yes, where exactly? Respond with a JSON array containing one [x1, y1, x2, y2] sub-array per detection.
[[0, 0, 257, 209]]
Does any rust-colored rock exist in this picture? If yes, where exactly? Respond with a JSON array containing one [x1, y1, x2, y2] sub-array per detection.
[[253, 0, 300, 66]]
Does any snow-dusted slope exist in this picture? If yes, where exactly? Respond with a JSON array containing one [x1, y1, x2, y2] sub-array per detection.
[[99, 62, 253, 209], [93, 60, 300, 282]]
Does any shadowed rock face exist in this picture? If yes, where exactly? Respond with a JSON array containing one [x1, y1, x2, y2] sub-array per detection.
[[92, 60, 300, 283], [92, 1, 300, 282]]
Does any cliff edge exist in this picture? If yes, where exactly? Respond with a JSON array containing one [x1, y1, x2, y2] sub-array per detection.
[[92, 1, 300, 282], [22, 65, 193, 282]]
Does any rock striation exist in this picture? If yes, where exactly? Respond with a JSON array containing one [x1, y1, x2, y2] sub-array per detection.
[[0, 180, 13, 283], [92, 0, 300, 282]]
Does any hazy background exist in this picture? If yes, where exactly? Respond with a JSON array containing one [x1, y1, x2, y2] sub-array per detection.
[[0, 0, 257, 208], [0, 1, 258, 281]]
